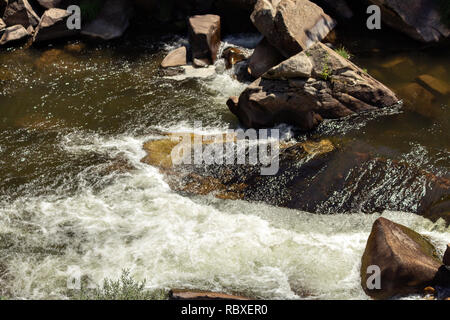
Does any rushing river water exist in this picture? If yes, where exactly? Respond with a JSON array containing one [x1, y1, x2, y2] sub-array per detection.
[[0, 33, 449, 299]]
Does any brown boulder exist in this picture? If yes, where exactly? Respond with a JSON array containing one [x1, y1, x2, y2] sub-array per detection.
[[247, 37, 284, 78], [0, 24, 29, 45], [361, 217, 441, 299], [188, 14, 221, 64], [3, 0, 40, 28], [369, 0, 450, 43], [229, 42, 398, 130], [222, 47, 247, 69], [250, 0, 336, 58], [33, 8, 78, 43], [161, 46, 187, 68]]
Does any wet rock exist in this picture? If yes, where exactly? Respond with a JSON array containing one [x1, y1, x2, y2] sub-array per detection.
[[161, 46, 187, 68], [3, 0, 40, 28], [169, 289, 250, 300], [368, 0, 450, 43], [229, 42, 398, 130], [397, 82, 438, 118], [247, 37, 284, 78], [0, 24, 29, 46], [63, 41, 86, 54], [188, 14, 221, 64], [361, 217, 442, 300], [424, 286, 436, 295], [416, 74, 450, 97], [81, 0, 133, 40], [380, 56, 416, 82], [223, 47, 247, 69], [250, 0, 336, 58], [33, 8, 78, 43]]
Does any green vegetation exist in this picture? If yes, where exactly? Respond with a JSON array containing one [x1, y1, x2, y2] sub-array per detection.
[[335, 47, 352, 60], [320, 53, 332, 81], [74, 269, 168, 300], [438, 0, 450, 27], [80, 0, 104, 22]]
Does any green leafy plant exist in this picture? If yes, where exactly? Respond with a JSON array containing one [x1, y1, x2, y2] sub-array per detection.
[[80, 0, 105, 22], [335, 47, 352, 60], [75, 269, 167, 300]]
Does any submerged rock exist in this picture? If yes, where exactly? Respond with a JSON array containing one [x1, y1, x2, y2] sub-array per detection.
[[361, 217, 442, 299], [33, 8, 78, 43], [397, 82, 438, 118], [161, 46, 188, 68], [228, 42, 399, 130], [250, 0, 336, 57], [416, 74, 450, 97], [188, 14, 221, 65], [368, 0, 450, 43]]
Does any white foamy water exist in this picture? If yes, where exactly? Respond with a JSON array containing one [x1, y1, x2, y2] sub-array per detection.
[[0, 131, 448, 300]]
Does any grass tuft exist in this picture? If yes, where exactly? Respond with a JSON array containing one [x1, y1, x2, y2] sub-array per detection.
[[335, 47, 352, 60]]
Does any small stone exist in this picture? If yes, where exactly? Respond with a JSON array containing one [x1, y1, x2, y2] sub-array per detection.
[[223, 47, 246, 69], [193, 58, 210, 68], [161, 46, 187, 68]]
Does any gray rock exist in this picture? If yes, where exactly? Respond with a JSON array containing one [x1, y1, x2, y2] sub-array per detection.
[[369, 0, 450, 42], [247, 37, 284, 78], [263, 51, 313, 79], [81, 0, 133, 41]]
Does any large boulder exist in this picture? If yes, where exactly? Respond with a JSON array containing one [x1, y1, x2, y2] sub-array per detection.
[[81, 0, 133, 40], [33, 8, 78, 43], [228, 42, 398, 130], [250, 0, 336, 58], [361, 217, 442, 299], [0, 23, 29, 45], [369, 0, 450, 43], [3, 0, 40, 28], [188, 14, 221, 65], [247, 37, 284, 78]]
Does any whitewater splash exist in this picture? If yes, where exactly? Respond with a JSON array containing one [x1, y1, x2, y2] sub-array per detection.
[[0, 130, 448, 300]]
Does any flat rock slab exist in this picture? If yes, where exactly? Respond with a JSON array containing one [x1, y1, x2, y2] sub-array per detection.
[[188, 14, 221, 64], [416, 74, 450, 97], [251, 0, 336, 57], [369, 0, 450, 42]]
